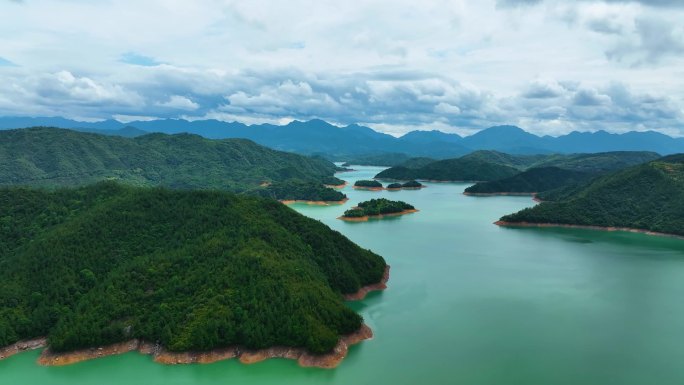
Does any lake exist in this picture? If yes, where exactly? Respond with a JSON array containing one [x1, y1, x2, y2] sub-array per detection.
[[3, 165, 684, 384]]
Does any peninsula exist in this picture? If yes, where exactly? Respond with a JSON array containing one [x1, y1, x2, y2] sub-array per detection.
[[497, 155, 684, 237], [0, 182, 388, 368]]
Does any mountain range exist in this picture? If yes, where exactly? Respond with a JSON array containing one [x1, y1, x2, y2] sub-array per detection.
[[2, 116, 684, 158]]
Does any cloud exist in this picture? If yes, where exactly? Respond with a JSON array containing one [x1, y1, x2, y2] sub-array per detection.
[[522, 79, 566, 99], [0, 57, 16, 66], [496, 0, 543, 8], [0, 0, 682, 136], [156, 95, 199, 111], [606, 17, 684, 64], [573, 88, 612, 106], [120, 52, 162, 67]]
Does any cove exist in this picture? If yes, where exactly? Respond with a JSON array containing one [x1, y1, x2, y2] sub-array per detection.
[[3, 165, 684, 385]]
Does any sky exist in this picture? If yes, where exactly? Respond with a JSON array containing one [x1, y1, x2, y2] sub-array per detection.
[[1, 0, 683, 137]]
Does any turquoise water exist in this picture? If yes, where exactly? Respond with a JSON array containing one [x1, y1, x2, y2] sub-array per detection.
[[3, 166, 684, 384]]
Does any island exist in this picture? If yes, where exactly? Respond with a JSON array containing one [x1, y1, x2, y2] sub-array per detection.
[[497, 155, 684, 238], [353, 180, 384, 190], [387, 180, 424, 190], [340, 198, 418, 221], [0, 182, 389, 368]]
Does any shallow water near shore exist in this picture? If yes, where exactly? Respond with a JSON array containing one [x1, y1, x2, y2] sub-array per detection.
[[4, 165, 684, 385]]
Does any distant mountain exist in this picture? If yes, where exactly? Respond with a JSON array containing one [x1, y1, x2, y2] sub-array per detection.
[[2, 116, 684, 157], [398, 130, 463, 145], [341, 153, 412, 167], [499, 154, 684, 236], [460, 125, 550, 154], [0, 128, 345, 201]]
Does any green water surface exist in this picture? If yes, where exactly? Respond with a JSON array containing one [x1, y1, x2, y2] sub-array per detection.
[[3, 166, 684, 385]]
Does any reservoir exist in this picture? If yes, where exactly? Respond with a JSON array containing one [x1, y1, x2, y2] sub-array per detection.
[[3, 166, 684, 384]]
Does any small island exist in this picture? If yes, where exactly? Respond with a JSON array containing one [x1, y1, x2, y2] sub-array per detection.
[[353, 180, 384, 190], [387, 180, 424, 190], [339, 198, 418, 221]]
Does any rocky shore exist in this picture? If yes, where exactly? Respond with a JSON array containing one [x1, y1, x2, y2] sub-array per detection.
[[280, 198, 349, 206], [463, 192, 536, 197], [343, 265, 390, 301], [339, 209, 418, 222], [0, 338, 47, 361], [4, 266, 391, 369], [34, 324, 374, 369], [495, 221, 684, 240]]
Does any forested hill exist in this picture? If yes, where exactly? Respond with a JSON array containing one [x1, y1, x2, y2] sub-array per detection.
[[0, 182, 386, 354], [464, 151, 659, 195], [499, 155, 684, 236], [0, 127, 344, 201], [464, 167, 592, 195], [375, 151, 522, 181]]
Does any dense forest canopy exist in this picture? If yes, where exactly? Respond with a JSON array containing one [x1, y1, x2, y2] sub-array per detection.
[[0, 182, 386, 354], [0, 127, 344, 201], [500, 155, 684, 236], [379, 150, 659, 186], [376, 156, 520, 181], [343, 199, 415, 218], [465, 167, 591, 194], [354, 180, 383, 188]]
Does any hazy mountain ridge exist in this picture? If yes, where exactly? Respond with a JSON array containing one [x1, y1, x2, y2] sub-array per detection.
[[3, 117, 684, 158]]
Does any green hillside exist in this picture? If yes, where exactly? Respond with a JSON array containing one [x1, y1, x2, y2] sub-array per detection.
[[464, 167, 591, 194], [500, 155, 684, 236], [0, 183, 386, 354], [533, 151, 660, 173], [375, 156, 520, 181], [0, 127, 344, 201]]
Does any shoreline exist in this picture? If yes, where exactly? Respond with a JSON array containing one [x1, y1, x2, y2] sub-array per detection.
[[343, 265, 390, 301], [352, 186, 384, 191], [377, 178, 483, 183], [494, 221, 684, 240], [280, 198, 349, 206], [338, 209, 419, 222], [2, 267, 391, 369], [324, 182, 348, 189], [0, 338, 47, 361], [463, 192, 536, 197]]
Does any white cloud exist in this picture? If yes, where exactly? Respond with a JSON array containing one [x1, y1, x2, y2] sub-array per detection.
[[0, 0, 682, 135], [156, 95, 199, 111]]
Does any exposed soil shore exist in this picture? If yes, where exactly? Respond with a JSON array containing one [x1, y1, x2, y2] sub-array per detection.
[[280, 198, 349, 206], [324, 182, 348, 189], [343, 265, 390, 301], [35, 323, 373, 369], [338, 209, 419, 222], [495, 221, 684, 240], [0, 338, 47, 360], [377, 178, 483, 183], [352, 186, 384, 191], [3, 266, 390, 369], [463, 192, 536, 197]]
